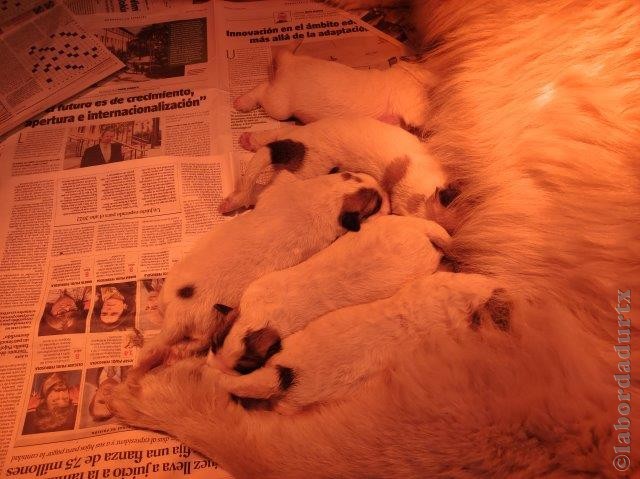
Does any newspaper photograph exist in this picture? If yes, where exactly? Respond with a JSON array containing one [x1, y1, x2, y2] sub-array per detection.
[[75, 1, 215, 95], [64, 0, 210, 22]]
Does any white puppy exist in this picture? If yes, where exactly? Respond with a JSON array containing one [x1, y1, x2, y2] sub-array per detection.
[[211, 215, 450, 374], [137, 171, 389, 372], [212, 272, 509, 414], [219, 117, 451, 217], [234, 50, 431, 128]]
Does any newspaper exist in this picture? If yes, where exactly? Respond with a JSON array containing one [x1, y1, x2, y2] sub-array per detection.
[[0, 2, 124, 137], [0, 1, 409, 477], [64, 0, 205, 18]]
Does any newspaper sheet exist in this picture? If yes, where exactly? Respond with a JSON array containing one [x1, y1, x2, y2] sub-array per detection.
[[64, 0, 205, 18], [0, 150, 235, 478], [0, 2, 124, 137], [0, 0, 410, 477]]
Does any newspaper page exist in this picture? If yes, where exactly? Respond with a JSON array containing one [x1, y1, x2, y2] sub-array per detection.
[[0, 2, 124, 137], [0, 3, 233, 475], [0, 0, 408, 477], [64, 0, 206, 18], [0, 150, 235, 479]]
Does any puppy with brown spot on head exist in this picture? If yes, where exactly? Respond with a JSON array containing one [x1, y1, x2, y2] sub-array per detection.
[[220, 117, 452, 219], [211, 215, 450, 375], [137, 171, 389, 373]]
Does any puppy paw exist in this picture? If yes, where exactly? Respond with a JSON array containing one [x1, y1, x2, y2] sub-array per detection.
[[109, 371, 155, 429], [219, 193, 254, 214], [238, 132, 257, 152], [218, 197, 236, 215], [234, 94, 258, 113], [111, 358, 219, 431]]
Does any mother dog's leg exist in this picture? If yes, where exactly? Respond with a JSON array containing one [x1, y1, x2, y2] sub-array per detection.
[[110, 357, 423, 479], [235, 50, 432, 128], [110, 359, 276, 478]]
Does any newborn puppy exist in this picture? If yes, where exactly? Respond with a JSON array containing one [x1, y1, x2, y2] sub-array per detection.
[[212, 272, 511, 414], [211, 215, 450, 374], [138, 171, 389, 372], [234, 50, 431, 128], [219, 117, 451, 218]]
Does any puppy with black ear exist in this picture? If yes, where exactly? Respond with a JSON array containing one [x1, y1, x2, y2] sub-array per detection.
[[211, 215, 450, 375], [137, 171, 389, 373], [220, 117, 451, 219]]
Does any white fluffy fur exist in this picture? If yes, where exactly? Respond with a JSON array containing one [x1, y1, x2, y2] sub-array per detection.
[[213, 215, 449, 372], [219, 117, 447, 217], [234, 50, 431, 128], [213, 272, 501, 414], [327, 0, 405, 8], [113, 1, 640, 477], [138, 171, 389, 369]]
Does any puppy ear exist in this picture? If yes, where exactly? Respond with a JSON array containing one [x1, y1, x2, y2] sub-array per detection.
[[340, 187, 383, 230], [211, 309, 239, 354], [340, 211, 361, 232]]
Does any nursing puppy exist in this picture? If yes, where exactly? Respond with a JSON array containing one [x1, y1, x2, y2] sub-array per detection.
[[234, 49, 431, 128], [219, 117, 449, 218], [212, 272, 508, 415], [114, 1, 640, 477], [138, 171, 388, 371], [212, 215, 449, 375]]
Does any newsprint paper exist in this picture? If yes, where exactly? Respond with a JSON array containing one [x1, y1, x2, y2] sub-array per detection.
[[0, 1, 408, 477], [0, 2, 124, 137]]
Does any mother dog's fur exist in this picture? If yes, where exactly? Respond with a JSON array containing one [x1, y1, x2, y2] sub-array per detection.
[[112, 1, 640, 477]]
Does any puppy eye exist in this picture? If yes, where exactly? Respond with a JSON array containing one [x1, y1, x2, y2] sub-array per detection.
[[437, 186, 460, 207]]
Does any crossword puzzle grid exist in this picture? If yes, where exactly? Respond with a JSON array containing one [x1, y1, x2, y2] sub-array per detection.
[[28, 29, 104, 89], [1, 0, 40, 18], [1, 0, 25, 13], [0, 0, 21, 12]]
